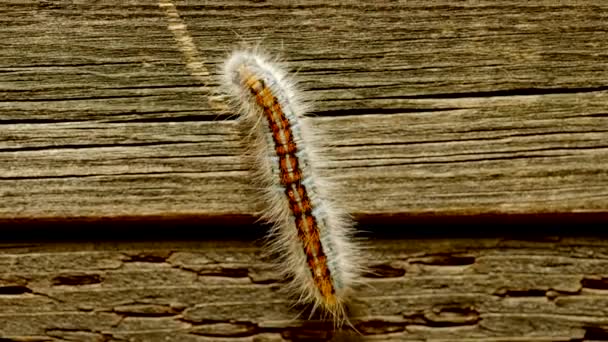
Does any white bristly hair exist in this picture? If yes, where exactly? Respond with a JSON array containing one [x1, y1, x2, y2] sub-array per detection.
[[221, 50, 362, 326]]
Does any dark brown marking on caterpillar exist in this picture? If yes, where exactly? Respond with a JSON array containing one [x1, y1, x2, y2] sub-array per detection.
[[241, 68, 337, 303]]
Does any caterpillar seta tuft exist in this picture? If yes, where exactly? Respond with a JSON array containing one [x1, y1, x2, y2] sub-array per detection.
[[222, 50, 362, 325]]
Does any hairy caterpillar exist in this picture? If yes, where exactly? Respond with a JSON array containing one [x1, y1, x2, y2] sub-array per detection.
[[222, 50, 360, 324]]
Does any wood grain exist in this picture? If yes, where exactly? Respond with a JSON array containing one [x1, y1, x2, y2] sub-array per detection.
[[2, 2, 608, 340], [1, 0, 607, 220], [2, 238, 608, 341]]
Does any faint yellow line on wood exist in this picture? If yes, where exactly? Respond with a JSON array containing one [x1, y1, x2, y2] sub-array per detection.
[[159, 0, 210, 89]]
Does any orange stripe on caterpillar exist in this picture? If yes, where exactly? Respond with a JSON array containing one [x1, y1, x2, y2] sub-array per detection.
[[222, 50, 363, 326]]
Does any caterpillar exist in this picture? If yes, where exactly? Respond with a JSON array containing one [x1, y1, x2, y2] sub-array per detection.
[[222, 50, 360, 325]]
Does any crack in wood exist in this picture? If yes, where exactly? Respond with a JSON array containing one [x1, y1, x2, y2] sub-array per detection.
[[494, 288, 548, 298], [45, 327, 124, 342], [421, 306, 481, 327], [0, 337, 53, 342], [112, 303, 183, 317], [196, 266, 251, 278], [248, 268, 282, 285], [581, 276, 608, 290], [356, 307, 480, 334], [314, 107, 462, 116], [123, 251, 172, 263], [188, 321, 259, 338], [584, 326, 608, 341], [355, 319, 407, 335], [0, 285, 32, 295], [363, 264, 406, 278], [409, 254, 476, 266], [52, 273, 103, 286], [0, 233, 605, 340], [279, 324, 336, 342], [0, 140, 196, 153], [372, 85, 608, 100], [107, 113, 233, 124]]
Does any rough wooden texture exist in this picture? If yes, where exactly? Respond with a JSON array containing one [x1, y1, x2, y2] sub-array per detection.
[[1, 0, 607, 220], [2, 1, 608, 341], [1, 238, 608, 341]]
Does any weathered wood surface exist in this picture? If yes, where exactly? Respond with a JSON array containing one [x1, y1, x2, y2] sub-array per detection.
[[1, 0, 607, 220], [2, 1, 608, 341], [1, 238, 608, 341]]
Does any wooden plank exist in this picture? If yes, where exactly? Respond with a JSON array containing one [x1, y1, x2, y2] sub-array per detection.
[[1, 238, 608, 341], [1, 0, 607, 220]]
